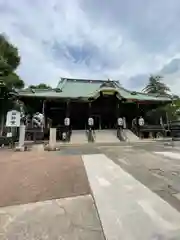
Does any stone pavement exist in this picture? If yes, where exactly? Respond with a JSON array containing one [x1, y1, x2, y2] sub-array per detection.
[[1, 142, 180, 239], [0, 195, 105, 240], [83, 154, 180, 240], [0, 151, 90, 207], [101, 143, 180, 212], [0, 150, 105, 239]]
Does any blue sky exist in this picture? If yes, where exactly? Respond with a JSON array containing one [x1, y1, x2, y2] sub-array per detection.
[[1, 0, 180, 93]]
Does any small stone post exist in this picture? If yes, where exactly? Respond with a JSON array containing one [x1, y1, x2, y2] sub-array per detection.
[[49, 128, 57, 150], [16, 124, 25, 151]]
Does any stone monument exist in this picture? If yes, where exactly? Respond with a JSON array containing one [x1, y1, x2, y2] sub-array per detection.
[[48, 128, 57, 150]]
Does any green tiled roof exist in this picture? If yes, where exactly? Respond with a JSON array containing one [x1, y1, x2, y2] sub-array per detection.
[[57, 78, 103, 98], [18, 78, 172, 102]]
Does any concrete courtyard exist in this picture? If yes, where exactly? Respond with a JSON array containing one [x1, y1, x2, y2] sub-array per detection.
[[1, 141, 180, 239]]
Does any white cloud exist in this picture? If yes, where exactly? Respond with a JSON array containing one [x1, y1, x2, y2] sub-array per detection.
[[1, 0, 180, 92]]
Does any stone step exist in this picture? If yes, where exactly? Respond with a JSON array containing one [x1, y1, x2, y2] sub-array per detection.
[[71, 131, 88, 144], [95, 130, 120, 143], [124, 129, 139, 141]]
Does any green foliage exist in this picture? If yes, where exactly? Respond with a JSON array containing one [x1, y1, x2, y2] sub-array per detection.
[[146, 97, 180, 122], [143, 75, 170, 95], [166, 98, 180, 120], [0, 34, 24, 89], [0, 35, 20, 73], [28, 83, 52, 89], [0, 34, 24, 116], [4, 72, 24, 89], [0, 57, 12, 76]]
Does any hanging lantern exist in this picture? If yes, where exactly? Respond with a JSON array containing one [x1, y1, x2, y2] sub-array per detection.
[[138, 117, 145, 126], [117, 117, 123, 126], [88, 117, 94, 126], [64, 117, 70, 126]]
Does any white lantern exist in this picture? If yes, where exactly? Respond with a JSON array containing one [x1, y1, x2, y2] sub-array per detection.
[[62, 132, 66, 139], [88, 117, 94, 126], [139, 117, 144, 126], [64, 117, 70, 126], [117, 118, 123, 126]]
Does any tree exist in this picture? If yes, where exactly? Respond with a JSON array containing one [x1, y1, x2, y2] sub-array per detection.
[[0, 34, 20, 78], [142, 75, 170, 95], [4, 72, 24, 89], [28, 83, 52, 89], [0, 34, 24, 90], [145, 94, 180, 123], [0, 34, 24, 133]]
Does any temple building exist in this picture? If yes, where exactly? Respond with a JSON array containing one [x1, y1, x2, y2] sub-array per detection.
[[17, 78, 171, 132]]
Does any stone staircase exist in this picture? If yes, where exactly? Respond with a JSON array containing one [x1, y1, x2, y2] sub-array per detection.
[[70, 130, 88, 144], [95, 130, 120, 143], [123, 129, 139, 142]]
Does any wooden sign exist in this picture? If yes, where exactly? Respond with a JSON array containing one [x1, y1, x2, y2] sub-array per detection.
[[6, 110, 21, 127]]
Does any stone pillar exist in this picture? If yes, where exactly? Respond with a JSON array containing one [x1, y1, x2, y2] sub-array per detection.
[[49, 128, 57, 150], [16, 124, 25, 151]]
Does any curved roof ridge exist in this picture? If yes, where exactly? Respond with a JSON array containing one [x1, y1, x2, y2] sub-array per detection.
[[130, 90, 172, 98], [60, 77, 119, 83], [113, 83, 172, 99]]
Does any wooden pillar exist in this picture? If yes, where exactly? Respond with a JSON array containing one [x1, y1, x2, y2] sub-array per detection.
[[66, 100, 70, 117], [42, 100, 46, 114], [88, 101, 92, 117], [117, 101, 121, 118], [42, 100, 46, 128], [136, 102, 140, 137], [136, 102, 140, 119]]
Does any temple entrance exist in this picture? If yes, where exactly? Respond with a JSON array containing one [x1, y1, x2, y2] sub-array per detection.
[[91, 93, 118, 130], [101, 112, 116, 129], [45, 101, 66, 127], [70, 102, 88, 130]]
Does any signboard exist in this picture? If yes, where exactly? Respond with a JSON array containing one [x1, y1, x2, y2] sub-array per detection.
[[101, 90, 115, 96], [6, 110, 21, 127], [7, 132, 12, 137]]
